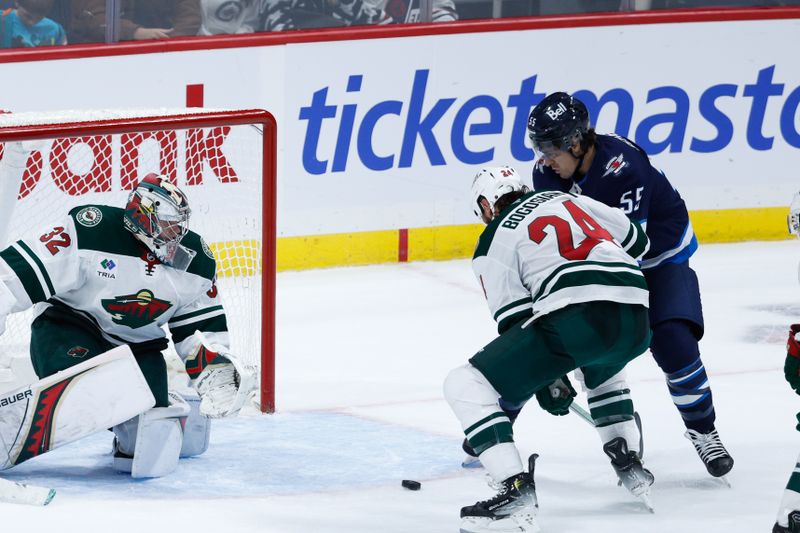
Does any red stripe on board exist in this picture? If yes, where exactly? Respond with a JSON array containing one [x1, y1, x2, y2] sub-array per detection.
[[186, 84, 204, 107], [398, 228, 409, 262]]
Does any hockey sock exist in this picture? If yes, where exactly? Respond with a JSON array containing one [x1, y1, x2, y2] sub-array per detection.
[[444, 364, 516, 456], [587, 388, 634, 428], [665, 357, 715, 433], [777, 455, 800, 528]]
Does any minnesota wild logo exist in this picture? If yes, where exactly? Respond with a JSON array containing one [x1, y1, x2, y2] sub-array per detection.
[[101, 289, 172, 329]]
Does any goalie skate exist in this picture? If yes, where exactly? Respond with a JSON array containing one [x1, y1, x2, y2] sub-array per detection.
[[603, 437, 655, 512], [459, 454, 540, 533]]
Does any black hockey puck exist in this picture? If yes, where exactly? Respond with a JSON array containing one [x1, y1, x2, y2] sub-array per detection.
[[401, 479, 421, 491]]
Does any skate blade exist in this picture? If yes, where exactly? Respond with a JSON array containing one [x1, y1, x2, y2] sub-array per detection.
[[462, 455, 483, 469], [638, 492, 655, 513], [717, 476, 732, 488]]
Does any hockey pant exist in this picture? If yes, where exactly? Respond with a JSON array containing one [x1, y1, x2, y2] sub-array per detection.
[[29, 303, 170, 407]]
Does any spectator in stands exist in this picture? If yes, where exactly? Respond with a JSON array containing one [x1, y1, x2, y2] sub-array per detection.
[[0, 0, 67, 48], [199, 0, 257, 35], [71, 0, 201, 43], [258, 0, 456, 31]]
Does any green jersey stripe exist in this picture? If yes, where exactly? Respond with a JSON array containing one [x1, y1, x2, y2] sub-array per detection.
[[623, 221, 648, 259], [493, 297, 533, 321], [537, 269, 647, 304], [498, 309, 533, 334], [0, 246, 47, 303], [170, 305, 224, 326], [620, 224, 636, 249], [17, 241, 55, 298], [533, 261, 642, 302], [170, 315, 228, 344]]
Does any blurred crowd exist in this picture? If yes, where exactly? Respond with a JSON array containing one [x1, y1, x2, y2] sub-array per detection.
[[0, 0, 797, 48]]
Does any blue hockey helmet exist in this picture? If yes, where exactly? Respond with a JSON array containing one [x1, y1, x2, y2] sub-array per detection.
[[527, 92, 590, 158]]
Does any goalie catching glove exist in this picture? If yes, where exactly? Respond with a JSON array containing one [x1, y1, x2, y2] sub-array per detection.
[[185, 339, 256, 418]]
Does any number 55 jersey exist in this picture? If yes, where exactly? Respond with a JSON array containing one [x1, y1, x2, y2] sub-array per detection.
[[473, 190, 650, 333], [0, 204, 228, 359]]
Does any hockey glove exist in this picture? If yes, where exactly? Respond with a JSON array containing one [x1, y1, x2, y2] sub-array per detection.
[[535, 376, 576, 416], [785, 324, 800, 395], [186, 343, 256, 418]]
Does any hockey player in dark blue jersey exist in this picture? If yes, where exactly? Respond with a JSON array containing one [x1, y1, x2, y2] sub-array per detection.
[[524, 92, 733, 478]]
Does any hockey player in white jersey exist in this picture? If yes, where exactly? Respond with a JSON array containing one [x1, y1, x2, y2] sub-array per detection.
[[0, 173, 253, 480], [444, 166, 654, 533], [774, 192, 800, 532]]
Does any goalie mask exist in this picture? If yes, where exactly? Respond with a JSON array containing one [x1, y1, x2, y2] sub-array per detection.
[[470, 166, 528, 223], [124, 173, 195, 270]]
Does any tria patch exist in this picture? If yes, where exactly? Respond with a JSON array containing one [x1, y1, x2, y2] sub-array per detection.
[[602, 154, 628, 178], [76, 207, 103, 227], [101, 289, 172, 329]]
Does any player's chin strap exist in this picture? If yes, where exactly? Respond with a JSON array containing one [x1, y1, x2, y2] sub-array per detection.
[[567, 146, 587, 182]]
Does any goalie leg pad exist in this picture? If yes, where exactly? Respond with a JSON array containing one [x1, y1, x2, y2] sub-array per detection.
[[112, 393, 191, 478], [0, 345, 155, 470], [176, 390, 211, 458]]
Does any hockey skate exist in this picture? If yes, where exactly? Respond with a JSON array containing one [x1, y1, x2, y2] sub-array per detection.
[[603, 437, 655, 512], [773, 510, 800, 533], [684, 427, 734, 478], [460, 454, 540, 533]]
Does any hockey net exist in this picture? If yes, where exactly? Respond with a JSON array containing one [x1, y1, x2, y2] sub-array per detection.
[[0, 109, 277, 413]]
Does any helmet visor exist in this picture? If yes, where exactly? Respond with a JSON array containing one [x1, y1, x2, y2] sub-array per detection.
[[529, 135, 567, 159]]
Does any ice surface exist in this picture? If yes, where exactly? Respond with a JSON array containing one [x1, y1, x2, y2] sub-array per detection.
[[3, 240, 800, 532]]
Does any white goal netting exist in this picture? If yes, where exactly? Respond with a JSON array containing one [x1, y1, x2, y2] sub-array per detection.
[[0, 108, 275, 411]]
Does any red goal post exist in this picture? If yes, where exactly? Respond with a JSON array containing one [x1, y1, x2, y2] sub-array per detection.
[[0, 109, 277, 413]]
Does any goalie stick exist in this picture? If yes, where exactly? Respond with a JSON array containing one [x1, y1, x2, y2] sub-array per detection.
[[0, 477, 55, 506]]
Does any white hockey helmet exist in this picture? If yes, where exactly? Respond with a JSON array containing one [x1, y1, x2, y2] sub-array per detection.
[[470, 166, 528, 221], [124, 173, 194, 268]]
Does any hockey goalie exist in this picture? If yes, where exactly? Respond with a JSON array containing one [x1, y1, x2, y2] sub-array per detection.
[[0, 172, 255, 482]]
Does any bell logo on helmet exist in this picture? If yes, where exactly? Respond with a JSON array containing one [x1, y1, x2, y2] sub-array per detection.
[[545, 102, 568, 121]]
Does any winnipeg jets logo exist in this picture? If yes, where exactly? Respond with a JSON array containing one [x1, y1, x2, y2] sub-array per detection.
[[602, 154, 628, 178]]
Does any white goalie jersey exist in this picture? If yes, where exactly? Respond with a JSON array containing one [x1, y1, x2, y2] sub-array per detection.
[[472, 190, 650, 333], [0, 204, 229, 360]]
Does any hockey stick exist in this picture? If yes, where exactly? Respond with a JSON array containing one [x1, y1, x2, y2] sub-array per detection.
[[569, 401, 594, 425], [569, 403, 645, 460], [0, 477, 55, 506]]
